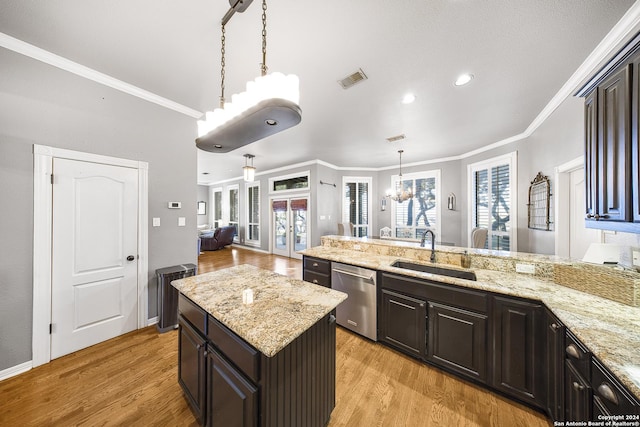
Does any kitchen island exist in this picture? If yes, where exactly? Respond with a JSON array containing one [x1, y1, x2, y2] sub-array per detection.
[[171, 264, 347, 426]]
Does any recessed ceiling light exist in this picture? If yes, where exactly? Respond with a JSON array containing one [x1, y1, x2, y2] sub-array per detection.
[[454, 73, 474, 86], [402, 93, 416, 104]]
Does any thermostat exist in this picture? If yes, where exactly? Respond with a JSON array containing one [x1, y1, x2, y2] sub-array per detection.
[[168, 202, 181, 209]]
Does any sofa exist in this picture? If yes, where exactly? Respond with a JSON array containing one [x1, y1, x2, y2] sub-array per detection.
[[200, 225, 236, 251]]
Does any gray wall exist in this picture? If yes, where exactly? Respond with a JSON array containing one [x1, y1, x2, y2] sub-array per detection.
[[0, 49, 197, 371], [459, 96, 584, 253]]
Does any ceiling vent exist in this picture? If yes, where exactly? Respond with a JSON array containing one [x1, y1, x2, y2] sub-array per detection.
[[386, 134, 406, 143], [338, 68, 368, 89]]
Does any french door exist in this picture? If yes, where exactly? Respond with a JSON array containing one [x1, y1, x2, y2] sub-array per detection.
[[271, 195, 309, 259]]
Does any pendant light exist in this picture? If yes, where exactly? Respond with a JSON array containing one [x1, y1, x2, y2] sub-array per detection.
[[243, 154, 256, 182], [196, 0, 301, 153], [386, 150, 414, 203]]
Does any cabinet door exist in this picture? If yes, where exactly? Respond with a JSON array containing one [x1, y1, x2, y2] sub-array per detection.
[[178, 317, 207, 423], [379, 289, 426, 360], [206, 346, 258, 427], [545, 311, 565, 422], [492, 296, 544, 408], [632, 55, 640, 223], [565, 360, 592, 422], [427, 302, 487, 383], [595, 64, 631, 222], [585, 89, 598, 220]]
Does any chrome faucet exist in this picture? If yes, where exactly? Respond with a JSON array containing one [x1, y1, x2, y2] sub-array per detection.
[[420, 230, 436, 263]]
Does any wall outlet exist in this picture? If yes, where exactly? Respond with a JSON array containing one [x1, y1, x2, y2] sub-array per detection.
[[633, 250, 640, 267], [515, 263, 536, 274]]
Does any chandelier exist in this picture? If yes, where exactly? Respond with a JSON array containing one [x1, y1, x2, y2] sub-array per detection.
[[386, 150, 414, 203], [196, 0, 301, 153]]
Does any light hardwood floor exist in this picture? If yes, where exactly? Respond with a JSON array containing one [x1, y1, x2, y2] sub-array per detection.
[[0, 247, 550, 426]]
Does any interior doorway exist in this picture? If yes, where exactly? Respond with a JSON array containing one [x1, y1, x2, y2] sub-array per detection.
[[555, 157, 601, 259], [51, 158, 139, 359], [271, 195, 309, 259], [32, 145, 148, 367]]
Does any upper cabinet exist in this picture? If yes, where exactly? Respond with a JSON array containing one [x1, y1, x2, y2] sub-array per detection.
[[577, 34, 640, 233]]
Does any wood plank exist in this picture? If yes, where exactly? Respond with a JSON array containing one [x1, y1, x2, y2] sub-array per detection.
[[0, 247, 549, 426]]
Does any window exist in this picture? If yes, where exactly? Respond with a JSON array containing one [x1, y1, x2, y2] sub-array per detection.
[[269, 171, 310, 194], [212, 188, 222, 228], [390, 170, 441, 240], [246, 182, 260, 245], [468, 152, 517, 251], [228, 184, 239, 241], [342, 177, 372, 237]]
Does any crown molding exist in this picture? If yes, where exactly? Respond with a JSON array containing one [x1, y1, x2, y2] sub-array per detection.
[[0, 32, 203, 119]]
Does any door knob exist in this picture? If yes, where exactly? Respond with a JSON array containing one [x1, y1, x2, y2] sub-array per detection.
[[127, 255, 135, 261]]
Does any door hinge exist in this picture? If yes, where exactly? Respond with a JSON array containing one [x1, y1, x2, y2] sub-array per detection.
[[49, 323, 52, 334], [50, 174, 54, 184]]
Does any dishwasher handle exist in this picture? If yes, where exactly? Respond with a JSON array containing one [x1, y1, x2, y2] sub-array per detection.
[[332, 268, 375, 282]]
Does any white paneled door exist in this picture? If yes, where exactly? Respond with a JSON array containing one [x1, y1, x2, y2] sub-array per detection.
[[569, 168, 601, 260], [51, 158, 139, 359]]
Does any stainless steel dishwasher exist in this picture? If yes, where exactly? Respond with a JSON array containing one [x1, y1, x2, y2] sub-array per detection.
[[331, 262, 377, 341]]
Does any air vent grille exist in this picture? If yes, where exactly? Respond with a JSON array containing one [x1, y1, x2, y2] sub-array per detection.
[[338, 68, 368, 89], [386, 134, 406, 143]]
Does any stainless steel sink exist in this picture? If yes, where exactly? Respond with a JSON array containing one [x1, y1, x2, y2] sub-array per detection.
[[391, 261, 477, 281]]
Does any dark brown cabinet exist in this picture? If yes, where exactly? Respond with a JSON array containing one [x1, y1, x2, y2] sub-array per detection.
[[379, 288, 426, 359], [579, 35, 640, 232], [427, 302, 487, 383], [206, 346, 258, 427], [545, 309, 565, 422], [302, 256, 331, 288], [591, 357, 640, 417], [492, 296, 545, 408], [565, 359, 592, 421], [178, 317, 207, 424]]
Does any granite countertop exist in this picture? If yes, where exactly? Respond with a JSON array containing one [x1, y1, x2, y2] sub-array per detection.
[[171, 264, 347, 357], [300, 246, 640, 399]]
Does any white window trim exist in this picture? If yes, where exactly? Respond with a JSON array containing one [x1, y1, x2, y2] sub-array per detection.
[[342, 176, 373, 237], [268, 170, 310, 194], [210, 186, 222, 228], [389, 169, 441, 241], [245, 181, 260, 247], [466, 151, 518, 250], [227, 184, 240, 242]]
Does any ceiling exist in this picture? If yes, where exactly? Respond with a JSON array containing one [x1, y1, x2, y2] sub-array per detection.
[[0, 0, 638, 184]]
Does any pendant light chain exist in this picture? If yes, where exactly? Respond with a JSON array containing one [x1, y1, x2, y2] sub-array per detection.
[[220, 23, 226, 108], [260, 0, 268, 76]]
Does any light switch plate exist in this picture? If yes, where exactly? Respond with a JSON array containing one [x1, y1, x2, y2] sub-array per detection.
[[178, 217, 186, 226], [152, 217, 160, 227]]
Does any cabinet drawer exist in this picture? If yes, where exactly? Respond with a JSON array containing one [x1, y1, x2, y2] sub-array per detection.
[[303, 270, 330, 287], [565, 330, 591, 380], [178, 294, 207, 335], [303, 257, 331, 275], [207, 316, 260, 384], [591, 357, 640, 415], [381, 273, 487, 313]]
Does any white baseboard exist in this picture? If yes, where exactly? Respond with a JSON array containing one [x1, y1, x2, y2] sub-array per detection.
[[0, 361, 32, 382], [147, 316, 158, 327]]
